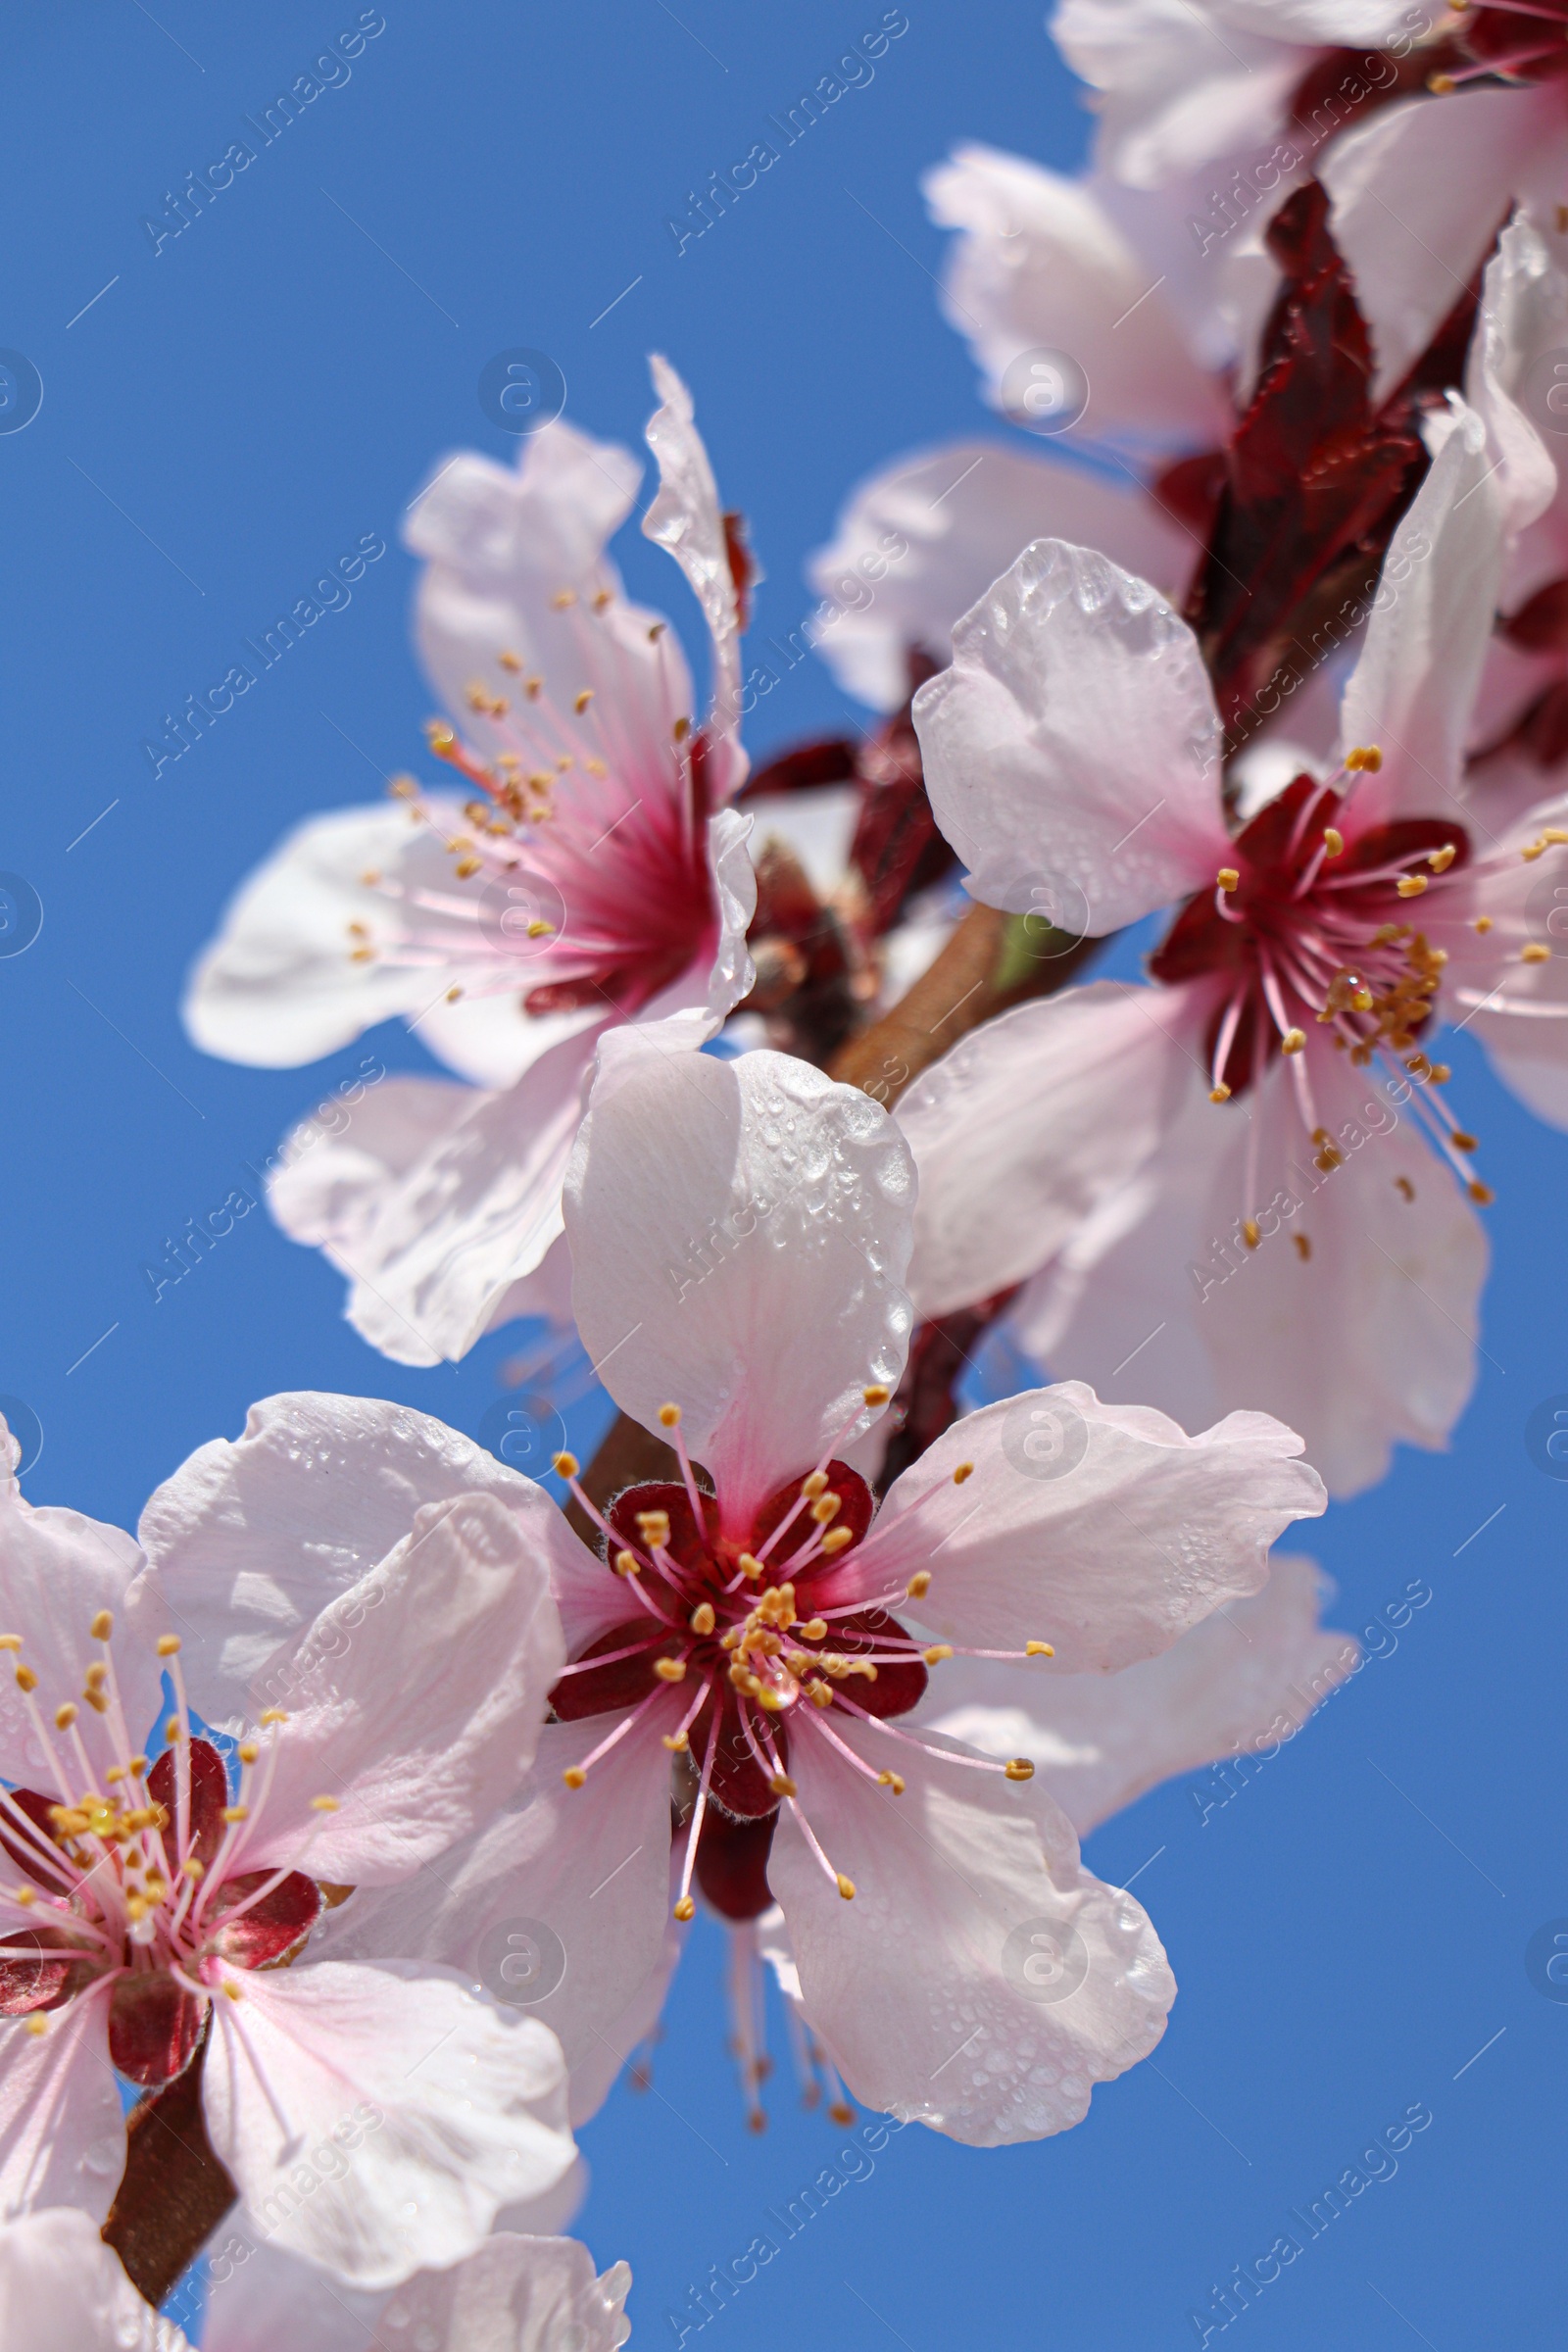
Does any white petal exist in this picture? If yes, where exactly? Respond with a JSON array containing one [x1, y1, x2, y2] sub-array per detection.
[[0, 2210, 187, 2351], [1054, 0, 1305, 187], [0, 1477, 164, 1788], [137, 1393, 585, 1714], [1465, 215, 1566, 540], [1324, 89, 1551, 401], [920, 1553, 1356, 1835], [0, 1985, 125, 2226], [842, 1382, 1323, 1670], [901, 981, 1191, 1319], [1439, 798, 1568, 1124], [267, 1075, 473, 1264], [1020, 1042, 1488, 1498], [202, 1960, 577, 2291], [808, 437, 1197, 711], [238, 1493, 563, 1885], [643, 356, 747, 800], [310, 1712, 680, 2129], [407, 420, 695, 803], [564, 1035, 914, 1519], [924, 145, 1229, 444], [183, 804, 571, 1088], [201, 2235, 383, 2352], [1339, 400, 1511, 821], [912, 538, 1228, 930], [331, 1028, 598, 1370], [772, 1716, 1173, 2144]]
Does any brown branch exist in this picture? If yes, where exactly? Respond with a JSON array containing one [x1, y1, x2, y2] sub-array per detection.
[[826, 901, 1100, 1109], [103, 2029, 237, 2308]]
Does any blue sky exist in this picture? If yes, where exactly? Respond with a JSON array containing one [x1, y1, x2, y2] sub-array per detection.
[[1, 4, 1563, 2344]]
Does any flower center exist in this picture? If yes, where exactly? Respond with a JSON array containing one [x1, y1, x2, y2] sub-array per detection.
[[548, 1404, 1045, 1933], [0, 1620, 333, 2086]]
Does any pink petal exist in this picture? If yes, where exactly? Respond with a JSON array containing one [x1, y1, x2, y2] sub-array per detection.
[[201, 1960, 576, 2290], [237, 1493, 563, 1886], [901, 980, 1194, 1320], [565, 1031, 914, 1521], [138, 1392, 583, 1726], [912, 538, 1229, 932], [0, 2210, 187, 2351], [809, 437, 1197, 712], [839, 1380, 1323, 1670], [771, 1714, 1174, 2144], [924, 144, 1230, 446], [0, 1981, 125, 2224], [919, 1552, 1356, 1835]]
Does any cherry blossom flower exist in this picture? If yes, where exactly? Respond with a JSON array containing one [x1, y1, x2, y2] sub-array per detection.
[[318, 1030, 1325, 2145], [0, 2209, 187, 2351], [0, 1400, 577, 2288], [201, 2230, 632, 2352], [901, 390, 1568, 1495], [184, 357, 756, 1366]]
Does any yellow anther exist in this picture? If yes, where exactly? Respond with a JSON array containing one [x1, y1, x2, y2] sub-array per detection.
[[1430, 1063, 1451, 1084], [563, 1766, 587, 1789], [1025, 1641, 1054, 1657], [809, 1493, 842, 1526], [1004, 1758, 1035, 1783], [1427, 843, 1457, 873], [573, 690, 593, 714], [1281, 1028, 1305, 1054], [1427, 68, 1455, 91], [156, 1636, 181, 1658], [552, 1451, 580, 1478], [800, 1618, 827, 1641], [221, 1806, 249, 1825], [498, 650, 521, 672], [592, 590, 612, 612], [81, 1690, 109, 1715], [729, 1660, 755, 1689], [128, 1757, 147, 1778], [0, 1638, 20, 1653], [182, 1858, 204, 1881], [801, 1471, 829, 1500], [1396, 874, 1428, 899], [862, 1385, 890, 1405], [662, 1731, 690, 1752], [1322, 827, 1345, 858], [221, 1981, 243, 2001], [53, 1704, 76, 1731], [310, 1796, 340, 1813], [659, 1403, 682, 1427], [14, 1665, 36, 1692], [126, 1894, 149, 1923], [614, 1549, 642, 1578], [673, 716, 691, 742], [770, 1771, 798, 1798], [13, 1886, 34, 1907], [1469, 1180, 1495, 1205], [259, 1710, 287, 1728], [1523, 943, 1551, 963], [24, 2016, 46, 2037], [808, 1679, 833, 1708], [690, 1602, 716, 1637], [953, 1462, 974, 1486], [1295, 1232, 1312, 1261], [835, 1874, 856, 1902], [84, 1663, 107, 1690], [454, 856, 481, 879], [1345, 745, 1382, 771], [655, 1657, 687, 1683], [673, 1895, 696, 1922], [1216, 867, 1240, 893], [923, 1643, 955, 1665], [906, 1571, 932, 1600], [1208, 1083, 1231, 1103], [551, 589, 577, 610], [635, 1510, 670, 1547], [165, 1718, 183, 1744], [737, 1552, 763, 1581], [819, 1527, 854, 1556], [1450, 1131, 1479, 1152], [1243, 1220, 1261, 1250], [90, 1612, 113, 1642], [877, 1771, 906, 1793]]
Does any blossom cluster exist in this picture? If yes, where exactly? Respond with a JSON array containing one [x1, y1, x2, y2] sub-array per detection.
[[15, 3, 1568, 2339]]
